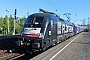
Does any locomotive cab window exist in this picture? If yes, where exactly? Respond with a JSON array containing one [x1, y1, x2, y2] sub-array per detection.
[[24, 17, 44, 28]]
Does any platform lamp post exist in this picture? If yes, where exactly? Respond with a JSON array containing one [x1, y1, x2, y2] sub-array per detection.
[[6, 10, 9, 35]]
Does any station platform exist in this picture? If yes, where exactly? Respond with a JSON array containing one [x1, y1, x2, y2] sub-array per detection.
[[30, 32, 90, 60]]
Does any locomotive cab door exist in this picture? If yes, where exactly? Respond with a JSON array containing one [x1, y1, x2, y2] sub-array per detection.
[[50, 20, 57, 45]]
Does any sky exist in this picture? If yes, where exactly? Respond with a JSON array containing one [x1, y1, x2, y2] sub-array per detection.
[[0, 0, 90, 25]]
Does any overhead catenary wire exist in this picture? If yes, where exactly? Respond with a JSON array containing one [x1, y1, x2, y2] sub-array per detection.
[[6, 0, 65, 18], [6, 0, 38, 10], [45, 0, 72, 21], [6, 0, 64, 13], [45, 0, 64, 13]]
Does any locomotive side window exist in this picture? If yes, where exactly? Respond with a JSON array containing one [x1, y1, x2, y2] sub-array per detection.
[[54, 20, 57, 28], [51, 20, 54, 28], [24, 17, 44, 28], [57, 22, 61, 34]]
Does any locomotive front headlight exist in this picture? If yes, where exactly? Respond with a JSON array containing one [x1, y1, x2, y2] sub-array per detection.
[[39, 33, 44, 39]]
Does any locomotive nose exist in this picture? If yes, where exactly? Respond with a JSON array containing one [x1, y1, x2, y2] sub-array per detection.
[[22, 34, 39, 38], [22, 33, 44, 39], [22, 28, 44, 38]]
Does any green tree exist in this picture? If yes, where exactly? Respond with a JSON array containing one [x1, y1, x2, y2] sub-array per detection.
[[0, 17, 3, 26], [0, 17, 3, 35], [9, 15, 14, 34], [2, 15, 8, 35], [0, 15, 26, 35]]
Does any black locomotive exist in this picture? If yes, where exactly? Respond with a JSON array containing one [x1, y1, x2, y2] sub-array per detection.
[[15, 9, 83, 51]]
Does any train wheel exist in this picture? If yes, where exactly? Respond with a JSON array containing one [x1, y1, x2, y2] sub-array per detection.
[[39, 47, 47, 52]]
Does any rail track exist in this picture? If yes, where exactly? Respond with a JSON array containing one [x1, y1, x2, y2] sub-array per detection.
[[0, 49, 25, 60], [0, 50, 7, 54]]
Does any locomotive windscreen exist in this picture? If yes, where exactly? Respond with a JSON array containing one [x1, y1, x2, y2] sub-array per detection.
[[24, 17, 44, 28]]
